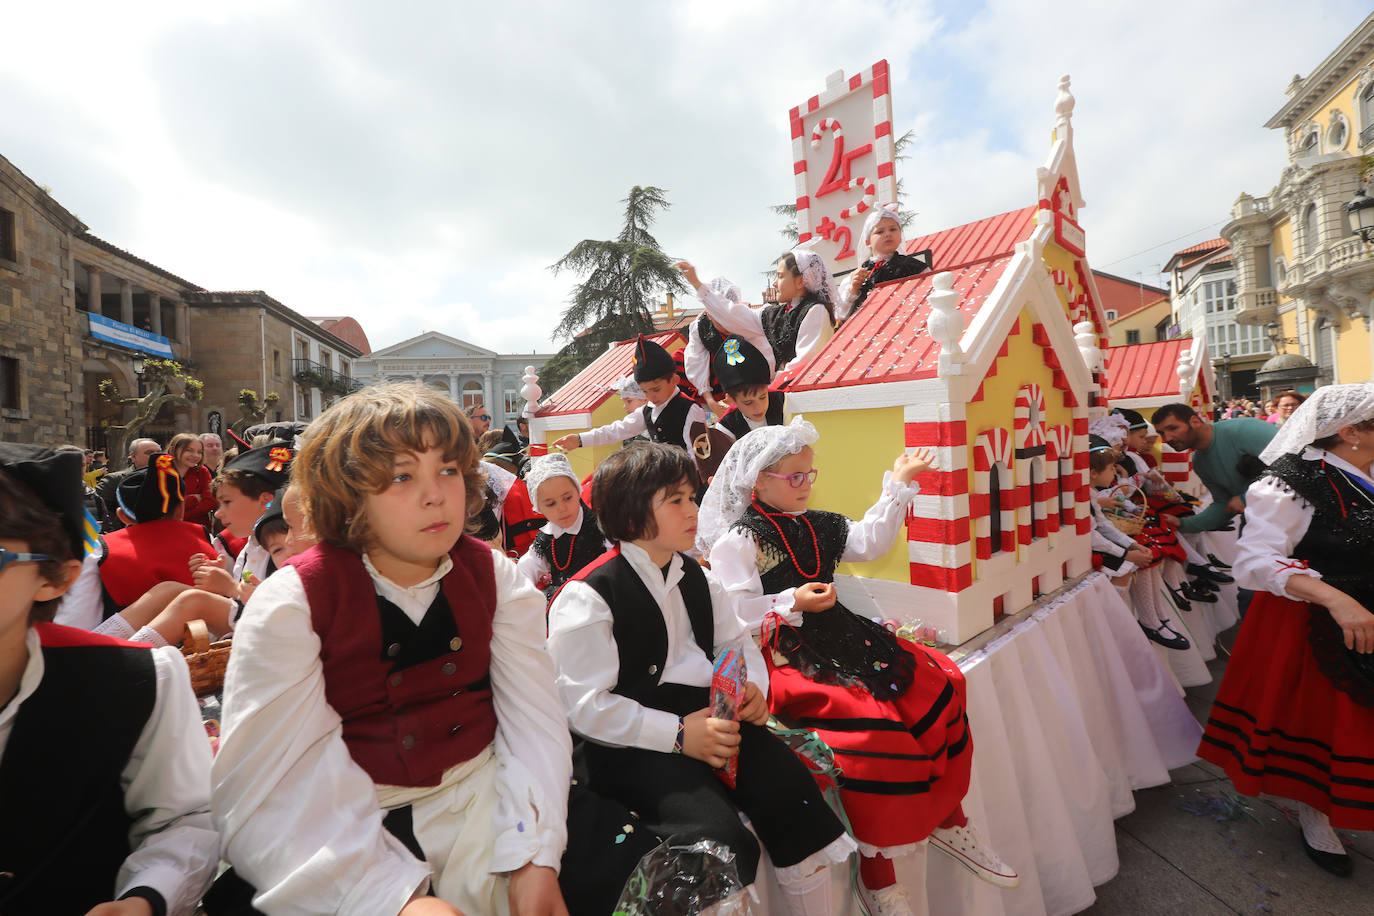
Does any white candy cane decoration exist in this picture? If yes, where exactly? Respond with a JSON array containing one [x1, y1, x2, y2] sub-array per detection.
[[812, 117, 877, 221], [839, 177, 876, 219], [810, 118, 842, 148]]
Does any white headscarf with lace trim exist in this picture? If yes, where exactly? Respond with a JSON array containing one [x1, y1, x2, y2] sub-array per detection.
[[859, 202, 902, 261], [1260, 382, 1374, 464], [524, 452, 581, 505], [696, 417, 820, 553], [788, 240, 839, 308]]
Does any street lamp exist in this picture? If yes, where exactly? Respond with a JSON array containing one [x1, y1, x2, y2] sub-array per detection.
[[131, 354, 146, 377], [1344, 187, 1374, 243]]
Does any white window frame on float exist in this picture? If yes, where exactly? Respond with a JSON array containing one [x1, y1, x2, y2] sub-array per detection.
[[789, 61, 899, 278]]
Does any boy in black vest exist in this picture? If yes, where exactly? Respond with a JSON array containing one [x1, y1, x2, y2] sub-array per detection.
[[547, 444, 854, 914], [0, 442, 217, 915], [714, 335, 786, 441], [553, 335, 709, 456]]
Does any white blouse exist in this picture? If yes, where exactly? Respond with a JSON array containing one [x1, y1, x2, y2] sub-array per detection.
[[546, 541, 766, 753], [579, 397, 710, 450], [514, 507, 611, 587], [0, 630, 218, 915], [1234, 448, 1374, 600], [212, 547, 572, 916], [708, 473, 919, 631], [686, 285, 777, 396], [692, 285, 829, 372]]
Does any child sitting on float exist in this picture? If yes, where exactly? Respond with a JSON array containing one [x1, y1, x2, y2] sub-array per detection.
[[516, 453, 610, 602], [837, 202, 930, 320], [697, 418, 1017, 916]]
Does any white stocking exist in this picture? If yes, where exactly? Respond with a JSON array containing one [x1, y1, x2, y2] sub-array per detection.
[[1178, 532, 1208, 565], [775, 864, 838, 916], [1130, 570, 1164, 629], [1161, 559, 1185, 590]]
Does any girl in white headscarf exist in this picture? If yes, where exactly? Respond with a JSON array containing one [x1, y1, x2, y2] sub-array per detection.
[[836, 203, 930, 321], [699, 419, 1017, 914], [1197, 383, 1374, 878]]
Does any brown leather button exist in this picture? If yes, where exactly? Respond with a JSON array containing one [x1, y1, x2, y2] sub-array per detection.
[[450, 636, 463, 651], [389, 673, 403, 688], [386, 643, 401, 658], [648, 664, 659, 675], [441, 662, 457, 676], [401, 734, 415, 750], [449, 724, 463, 736]]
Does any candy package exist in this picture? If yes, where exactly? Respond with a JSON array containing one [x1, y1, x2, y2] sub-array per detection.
[[710, 648, 747, 789], [612, 838, 750, 915]]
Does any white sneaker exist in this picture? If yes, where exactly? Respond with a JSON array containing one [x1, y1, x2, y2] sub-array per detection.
[[858, 881, 915, 916], [929, 822, 1020, 888]]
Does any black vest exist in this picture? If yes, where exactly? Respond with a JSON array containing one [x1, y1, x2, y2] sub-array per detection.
[[719, 391, 786, 439], [641, 394, 695, 451], [1267, 454, 1374, 607], [531, 511, 608, 590], [761, 299, 824, 367], [580, 553, 715, 708], [734, 504, 851, 594], [850, 250, 931, 315], [0, 633, 158, 915]]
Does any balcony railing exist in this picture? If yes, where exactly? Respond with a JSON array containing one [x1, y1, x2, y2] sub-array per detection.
[[1361, 123, 1374, 148], [293, 358, 362, 395]]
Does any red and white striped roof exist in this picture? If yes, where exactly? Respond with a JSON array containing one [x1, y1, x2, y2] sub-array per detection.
[[1102, 339, 1190, 401], [787, 207, 1036, 391], [536, 330, 683, 417]]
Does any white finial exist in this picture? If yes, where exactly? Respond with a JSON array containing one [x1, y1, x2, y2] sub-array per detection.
[[520, 366, 541, 417], [1074, 320, 1099, 371], [1176, 353, 1194, 401], [1054, 75, 1074, 123], [927, 272, 965, 376]]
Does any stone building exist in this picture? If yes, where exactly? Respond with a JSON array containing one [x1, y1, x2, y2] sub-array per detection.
[[1222, 12, 1374, 389], [186, 291, 365, 431], [351, 332, 553, 429]]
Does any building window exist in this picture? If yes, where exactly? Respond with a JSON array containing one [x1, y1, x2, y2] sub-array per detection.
[[1125, 329, 1140, 345], [504, 388, 521, 417], [1302, 204, 1319, 253], [1361, 83, 1374, 145], [1327, 115, 1348, 151], [273, 350, 281, 378], [461, 380, 483, 409], [1202, 279, 1235, 314], [988, 466, 1004, 554], [1104, 309, 1117, 322], [0, 357, 18, 409], [0, 208, 15, 263]]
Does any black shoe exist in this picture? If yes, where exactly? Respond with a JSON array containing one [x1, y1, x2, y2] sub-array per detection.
[[1207, 553, 1232, 569], [1187, 563, 1234, 584], [1166, 585, 1192, 611], [1302, 833, 1353, 877], [1181, 581, 1218, 603], [1191, 576, 1220, 593], [1142, 620, 1191, 651]]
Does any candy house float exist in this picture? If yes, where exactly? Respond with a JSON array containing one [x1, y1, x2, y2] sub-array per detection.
[[783, 77, 1113, 643]]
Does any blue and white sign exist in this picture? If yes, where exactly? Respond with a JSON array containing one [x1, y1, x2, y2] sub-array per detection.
[[87, 313, 174, 358]]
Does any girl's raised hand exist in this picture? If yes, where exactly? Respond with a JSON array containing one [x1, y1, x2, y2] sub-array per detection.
[[893, 447, 938, 484], [792, 582, 836, 613], [674, 261, 701, 291]]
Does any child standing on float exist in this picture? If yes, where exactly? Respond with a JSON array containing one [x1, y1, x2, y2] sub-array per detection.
[[212, 383, 571, 916], [698, 419, 1018, 916]]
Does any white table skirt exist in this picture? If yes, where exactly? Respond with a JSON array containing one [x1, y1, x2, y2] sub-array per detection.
[[751, 572, 1203, 916]]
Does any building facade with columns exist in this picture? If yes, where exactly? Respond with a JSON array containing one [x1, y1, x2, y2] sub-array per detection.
[[1222, 12, 1374, 390], [351, 331, 553, 428]]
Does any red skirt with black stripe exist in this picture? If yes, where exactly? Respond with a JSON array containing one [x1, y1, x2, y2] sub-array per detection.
[[1198, 590, 1374, 829], [767, 640, 973, 849]]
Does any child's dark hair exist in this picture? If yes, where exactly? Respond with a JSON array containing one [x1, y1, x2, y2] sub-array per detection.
[[592, 443, 698, 542], [256, 516, 289, 543], [219, 468, 277, 501], [0, 469, 75, 624], [1089, 447, 1120, 474], [726, 382, 770, 402], [777, 252, 835, 324]]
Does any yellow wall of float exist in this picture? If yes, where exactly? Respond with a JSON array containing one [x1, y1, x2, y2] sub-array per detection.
[[962, 305, 1075, 580], [803, 405, 910, 583]]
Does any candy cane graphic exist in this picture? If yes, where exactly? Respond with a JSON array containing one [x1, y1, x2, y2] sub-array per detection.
[[811, 118, 842, 149], [839, 176, 876, 219]]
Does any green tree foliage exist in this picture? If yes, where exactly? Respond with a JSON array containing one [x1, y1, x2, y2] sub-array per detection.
[[98, 359, 203, 466], [234, 389, 281, 435]]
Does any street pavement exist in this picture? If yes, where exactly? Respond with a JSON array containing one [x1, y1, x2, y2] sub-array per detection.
[[1081, 626, 1374, 915]]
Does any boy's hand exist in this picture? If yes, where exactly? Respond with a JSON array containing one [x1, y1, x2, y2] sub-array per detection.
[[193, 564, 241, 598], [399, 896, 465, 916], [674, 260, 702, 291], [682, 708, 740, 768], [84, 900, 154, 916], [552, 434, 581, 452], [239, 573, 261, 603], [507, 863, 568, 916], [792, 582, 836, 613], [1126, 546, 1153, 567], [703, 394, 729, 419], [893, 447, 938, 484], [738, 682, 768, 725], [188, 552, 209, 574]]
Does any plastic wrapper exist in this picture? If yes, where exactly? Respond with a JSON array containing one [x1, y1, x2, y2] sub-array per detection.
[[710, 649, 746, 789], [613, 838, 750, 915]]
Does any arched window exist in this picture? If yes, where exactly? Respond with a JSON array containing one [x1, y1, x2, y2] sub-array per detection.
[[1362, 83, 1374, 142], [461, 380, 483, 409], [989, 465, 1004, 554], [1327, 115, 1348, 151], [1302, 129, 1319, 152], [1302, 204, 1319, 253]]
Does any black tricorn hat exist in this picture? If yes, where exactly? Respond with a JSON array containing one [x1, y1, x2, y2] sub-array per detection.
[[712, 336, 771, 393], [117, 453, 184, 523], [0, 441, 98, 559], [224, 441, 295, 489], [1088, 434, 1115, 452], [632, 335, 676, 383], [1112, 407, 1148, 431]]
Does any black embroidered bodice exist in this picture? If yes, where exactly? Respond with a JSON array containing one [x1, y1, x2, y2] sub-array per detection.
[[641, 395, 694, 450], [761, 297, 823, 366], [735, 504, 849, 592], [850, 250, 931, 314], [1266, 454, 1374, 604], [531, 510, 606, 590]]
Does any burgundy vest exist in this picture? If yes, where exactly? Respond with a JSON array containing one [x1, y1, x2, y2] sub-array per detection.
[[291, 537, 499, 787], [99, 519, 213, 608]]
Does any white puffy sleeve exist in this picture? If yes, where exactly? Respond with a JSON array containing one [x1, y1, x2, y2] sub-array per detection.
[[1233, 476, 1319, 600], [683, 322, 713, 396], [579, 410, 648, 448], [694, 285, 777, 375], [212, 568, 429, 916], [54, 548, 104, 631], [705, 567, 769, 701], [710, 527, 800, 631]]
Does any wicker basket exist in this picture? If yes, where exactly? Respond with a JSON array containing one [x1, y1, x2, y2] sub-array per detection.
[[181, 619, 231, 697], [1103, 483, 1147, 537]]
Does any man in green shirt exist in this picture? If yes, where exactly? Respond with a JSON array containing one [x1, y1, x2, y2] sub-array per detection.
[[1150, 403, 1278, 534]]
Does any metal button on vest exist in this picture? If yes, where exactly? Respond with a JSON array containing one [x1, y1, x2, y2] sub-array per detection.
[[401, 734, 415, 750], [450, 636, 463, 651], [441, 662, 456, 676], [389, 673, 403, 688], [386, 643, 401, 658], [648, 664, 658, 675], [449, 724, 462, 736]]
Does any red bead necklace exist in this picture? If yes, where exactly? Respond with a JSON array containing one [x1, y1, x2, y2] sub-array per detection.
[[550, 530, 578, 571], [751, 497, 821, 579]]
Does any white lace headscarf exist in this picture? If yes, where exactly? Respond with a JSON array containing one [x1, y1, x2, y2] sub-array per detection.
[[479, 460, 516, 507], [524, 452, 581, 505], [1089, 413, 1130, 450], [696, 417, 820, 553], [788, 240, 839, 308], [708, 276, 742, 305], [609, 374, 645, 402], [859, 202, 902, 261], [1259, 383, 1374, 464]]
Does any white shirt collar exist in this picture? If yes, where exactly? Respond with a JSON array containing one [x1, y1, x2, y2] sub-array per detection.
[[542, 506, 585, 538], [619, 541, 684, 590], [362, 551, 453, 597], [1307, 447, 1374, 485]]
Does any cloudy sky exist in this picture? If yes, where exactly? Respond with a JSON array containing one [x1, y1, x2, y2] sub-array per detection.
[[2, 1, 1368, 355]]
